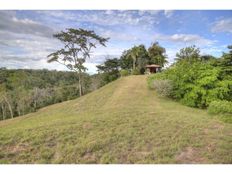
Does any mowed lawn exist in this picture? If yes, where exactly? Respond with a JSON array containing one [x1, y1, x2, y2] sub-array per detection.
[[0, 75, 231, 164]]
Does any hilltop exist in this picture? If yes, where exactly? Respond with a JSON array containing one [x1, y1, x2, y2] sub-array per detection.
[[0, 76, 231, 163]]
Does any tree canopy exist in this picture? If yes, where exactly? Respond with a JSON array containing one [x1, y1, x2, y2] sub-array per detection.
[[47, 28, 109, 96], [175, 45, 200, 63], [97, 58, 120, 85], [148, 42, 168, 67]]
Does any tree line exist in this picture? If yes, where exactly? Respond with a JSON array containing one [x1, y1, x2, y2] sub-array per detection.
[[96, 42, 168, 85], [0, 69, 101, 120]]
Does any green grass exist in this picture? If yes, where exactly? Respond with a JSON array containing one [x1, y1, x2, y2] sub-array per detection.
[[0, 75, 231, 164]]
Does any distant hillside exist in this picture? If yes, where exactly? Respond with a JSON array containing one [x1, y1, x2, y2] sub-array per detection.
[[0, 75, 231, 164], [0, 68, 101, 120]]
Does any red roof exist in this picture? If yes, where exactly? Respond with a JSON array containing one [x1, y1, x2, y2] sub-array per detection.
[[145, 64, 161, 68]]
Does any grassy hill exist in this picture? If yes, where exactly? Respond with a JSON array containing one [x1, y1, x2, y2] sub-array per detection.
[[0, 75, 231, 164]]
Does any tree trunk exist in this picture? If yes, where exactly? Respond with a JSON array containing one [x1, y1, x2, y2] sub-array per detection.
[[22, 103, 25, 115], [3, 96, 13, 119], [133, 59, 135, 70], [1, 103, 5, 120], [132, 56, 136, 70], [78, 73, 83, 97], [17, 105, 21, 116]]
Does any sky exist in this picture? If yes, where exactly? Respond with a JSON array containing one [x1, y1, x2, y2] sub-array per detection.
[[0, 10, 231, 74]]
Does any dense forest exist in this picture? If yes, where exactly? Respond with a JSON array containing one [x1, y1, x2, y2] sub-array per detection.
[[0, 69, 102, 120]]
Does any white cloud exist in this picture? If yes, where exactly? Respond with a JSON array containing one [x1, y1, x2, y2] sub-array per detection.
[[0, 10, 228, 74], [170, 34, 213, 45], [211, 18, 232, 33], [0, 11, 54, 37], [38, 10, 161, 28], [0, 33, 60, 59], [12, 17, 39, 25], [154, 33, 215, 46], [164, 10, 174, 18], [96, 29, 139, 42]]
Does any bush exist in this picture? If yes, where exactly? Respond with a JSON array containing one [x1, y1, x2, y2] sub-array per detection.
[[147, 72, 168, 89], [120, 69, 130, 77], [148, 60, 232, 108], [152, 80, 173, 97], [132, 68, 140, 75], [208, 100, 232, 115]]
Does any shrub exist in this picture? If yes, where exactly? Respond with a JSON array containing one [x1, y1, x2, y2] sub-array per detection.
[[147, 70, 173, 89], [208, 100, 232, 115], [148, 60, 232, 108], [132, 68, 140, 75], [152, 80, 173, 97], [147, 46, 232, 109], [120, 69, 129, 77]]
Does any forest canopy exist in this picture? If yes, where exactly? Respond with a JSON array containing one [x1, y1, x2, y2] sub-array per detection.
[[0, 69, 101, 120]]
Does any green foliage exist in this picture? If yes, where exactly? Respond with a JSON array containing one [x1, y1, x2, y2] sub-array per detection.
[[151, 80, 173, 97], [148, 45, 232, 109], [0, 69, 98, 121], [214, 45, 232, 80], [208, 100, 232, 115], [47, 28, 108, 96], [96, 58, 120, 85], [175, 45, 200, 63], [148, 42, 168, 67], [119, 50, 133, 70], [119, 43, 167, 74], [120, 45, 149, 72], [120, 69, 130, 77], [132, 68, 140, 75], [147, 72, 167, 88]]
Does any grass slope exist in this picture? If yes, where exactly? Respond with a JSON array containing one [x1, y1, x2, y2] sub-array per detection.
[[0, 75, 231, 164]]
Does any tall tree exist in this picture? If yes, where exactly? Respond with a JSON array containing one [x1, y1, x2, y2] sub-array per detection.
[[175, 45, 200, 63], [119, 50, 133, 70], [200, 54, 216, 62], [217, 45, 232, 80], [136, 45, 149, 74], [127, 45, 141, 70], [126, 45, 148, 71], [0, 86, 13, 119], [47, 28, 108, 96], [148, 42, 168, 67], [97, 58, 120, 85]]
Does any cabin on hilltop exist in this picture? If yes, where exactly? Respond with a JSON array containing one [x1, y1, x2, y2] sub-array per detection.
[[145, 64, 161, 74]]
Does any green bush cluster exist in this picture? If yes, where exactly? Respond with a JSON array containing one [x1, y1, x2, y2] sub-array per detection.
[[147, 71, 168, 89], [147, 60, 232, 108], [208, 100, 232, 115], [152, 80, 173, 97], [120, 69, 130, 77], [132, 68, 141, 75]]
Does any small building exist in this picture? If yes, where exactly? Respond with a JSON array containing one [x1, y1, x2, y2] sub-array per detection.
[[145, 64, 161, 74]]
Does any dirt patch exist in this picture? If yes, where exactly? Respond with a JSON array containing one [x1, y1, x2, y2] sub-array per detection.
[[134, 151, 153, 161], [7, 143, 29, 154], [82, 152, 97, 163], [82, 122, 93, 129], [212, 123, 224, 130], [175, 147, 207, 164]]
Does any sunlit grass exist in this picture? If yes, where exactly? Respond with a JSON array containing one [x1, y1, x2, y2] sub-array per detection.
[[0, 76, 231, 164]]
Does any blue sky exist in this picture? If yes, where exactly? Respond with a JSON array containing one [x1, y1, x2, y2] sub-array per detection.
[[0, 10, 231, 73]]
